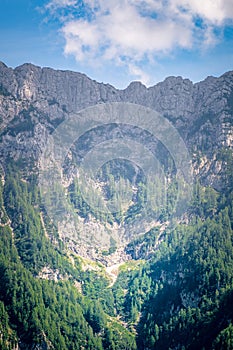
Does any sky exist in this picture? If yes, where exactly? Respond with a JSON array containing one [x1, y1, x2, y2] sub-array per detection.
[[0, 0, 233, 89]]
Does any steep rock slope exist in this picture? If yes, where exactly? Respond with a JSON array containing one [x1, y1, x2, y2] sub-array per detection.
[[0, 62, 233, 350], [0, 62, 232, 257], [0, 62, 232, 176]]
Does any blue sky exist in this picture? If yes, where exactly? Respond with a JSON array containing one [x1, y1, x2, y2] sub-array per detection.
[[0, 0, 233, 88]]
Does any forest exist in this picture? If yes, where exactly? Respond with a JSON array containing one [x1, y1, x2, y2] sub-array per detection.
[[0, 152, 232, 349]]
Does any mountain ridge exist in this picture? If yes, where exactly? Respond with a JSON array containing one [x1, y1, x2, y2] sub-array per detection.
[[1, 61, 233, 188], [1, 60, 233, 88], [0, 61, 233, 349]]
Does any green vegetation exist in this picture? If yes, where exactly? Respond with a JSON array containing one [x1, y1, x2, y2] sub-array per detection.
[[136, 197, 233, 349], [0, 161, 136, 349], [0, 148, 233, 348], [68, 159, 177, 229]]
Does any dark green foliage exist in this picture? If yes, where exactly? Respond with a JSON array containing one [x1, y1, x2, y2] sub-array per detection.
[[0, 162, 136, 349], [3, 164, 74, 275], [135, 190, 233, 349], [0, 132, 233, 349], [1, 173, 233, 349], [0, 176, 8, 224], [213, 322, 233, 350], [0, 301, 17, 349], [69, 179, 93, 219], [125, 227, 161, 259]]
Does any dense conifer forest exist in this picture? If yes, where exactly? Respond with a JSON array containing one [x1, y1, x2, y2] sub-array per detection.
[[0, 157, 233, 349]]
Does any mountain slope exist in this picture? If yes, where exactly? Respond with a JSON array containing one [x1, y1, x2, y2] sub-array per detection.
[[0, 62, 232, 186], [0, 62, 233, 349]]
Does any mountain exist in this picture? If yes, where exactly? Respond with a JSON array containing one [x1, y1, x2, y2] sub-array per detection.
[[0, 62, 232, 185], [0, 62, 233, 349]]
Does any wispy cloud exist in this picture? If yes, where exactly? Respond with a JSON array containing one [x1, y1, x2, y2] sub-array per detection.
[[45, 0, 77, 10], [45, 0, 233, 84]]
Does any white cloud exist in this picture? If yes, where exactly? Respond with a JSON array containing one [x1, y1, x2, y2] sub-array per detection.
[[128, 63, 151, 85], [172, 0, 233, 24], [46, 0, 77, 9], [46, 0, 233, 84]]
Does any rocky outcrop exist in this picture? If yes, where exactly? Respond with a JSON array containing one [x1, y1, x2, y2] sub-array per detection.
[[0, 62, 232, 190], [0, 62, 232, 259], [0, 62, 232, 161]]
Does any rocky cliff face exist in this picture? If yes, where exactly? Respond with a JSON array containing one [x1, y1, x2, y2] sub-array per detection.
[[1, 62, 232, 161], [0, 62, 232, 262]]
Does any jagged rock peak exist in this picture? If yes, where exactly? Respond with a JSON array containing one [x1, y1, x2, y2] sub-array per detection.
[[125, 81, 147, 90], [1, 61, 233, 95]]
